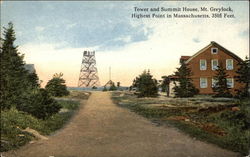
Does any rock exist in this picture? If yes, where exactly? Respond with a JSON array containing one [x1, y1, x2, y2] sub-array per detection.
[[167, 116, 188, 121], [84, 92, 90, 96], [119, 93, 125, 97], [23, 127, 48, 140], [231, 107, 240, 111], [59, 108, 69, 113]]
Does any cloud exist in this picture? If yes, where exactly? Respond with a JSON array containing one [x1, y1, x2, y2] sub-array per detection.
[[6, 1, 249, 87], [114, 36, 132, 43], [35, 26, 45, 32], [193, 38, 201, 43], [66, 23, 77, 29]]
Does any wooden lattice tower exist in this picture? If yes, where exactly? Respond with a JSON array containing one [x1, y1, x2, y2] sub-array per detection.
[[78, 51, 100, 87]]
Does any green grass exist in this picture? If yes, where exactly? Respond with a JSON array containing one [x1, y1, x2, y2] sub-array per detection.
[[112, 92, 250, 156], [56, 99, 81, 110], [0, 99, 81, 152]]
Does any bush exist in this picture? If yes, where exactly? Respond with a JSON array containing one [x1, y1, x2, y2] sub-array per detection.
[[45, 73, 69, 97], [132, 70, 158, 97], [109, 83, 117, 91], [57, 100, 80, 110], [103, 86, 108, 91], [1, 99, 82, 152], [223, 128, 250, 155], [17, 89, 62, 119], [0, 108, 44, 151], [220, 105, 250, 130]]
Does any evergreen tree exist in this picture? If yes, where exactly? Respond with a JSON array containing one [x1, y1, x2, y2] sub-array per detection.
[[132, 70, 158, 97], [45, 73, 69, 97], [103, 86, 108, 91], [235, 57, 250, 98], [26, 72, 40, 88], [109, 82, 117, 91], [17, 88, 62, 119], [212, 65, 232, 97], [0, 22, 30, 109], [173, 61, 199, 97], [161, 76, 170, 96], [117, 82, 120, 89]]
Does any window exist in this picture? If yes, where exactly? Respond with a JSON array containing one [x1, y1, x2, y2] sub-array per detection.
[[226, 59, 233, 70], [200, 78, 208, 88], [212, 78, 218, 88], [211, 59, 218, 70], [211, 48, 218, 54], [200, 59, 207, 70], [227, 78, 234, 88]]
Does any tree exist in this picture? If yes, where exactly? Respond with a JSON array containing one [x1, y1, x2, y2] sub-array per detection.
[[235, 57, 250, 98], [17, 88, 62, 119], [26, 72, 40, 88], [212, 64, 232, 97], [109, 82, 117, 91], [103, 86, 108, 91], [45, 73, 69, 97], [173, 61, 199, 97], [132, 70, 158, 97], [0, 22, 30, 109], [161, 76, 170, 96], [117, 82, 120, 89]]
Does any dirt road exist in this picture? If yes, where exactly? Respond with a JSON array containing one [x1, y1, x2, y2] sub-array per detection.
[[4, 92, 240, 157]]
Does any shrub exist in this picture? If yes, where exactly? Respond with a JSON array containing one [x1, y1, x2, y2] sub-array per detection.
[[103, 86, 108, 91], [57, 100, 80, 110], [109, 83, 117, 91], [17, 89, 62, 119], [45, 73, 69, 97], [132, 70, 158, 97], [223, 128, 250, 155], [0, 108, 43, 151], [220, 105, 250, 130]]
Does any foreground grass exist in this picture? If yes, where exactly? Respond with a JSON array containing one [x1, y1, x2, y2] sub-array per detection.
[[112, 91, 250, 156], [1, 91, 90, 152]]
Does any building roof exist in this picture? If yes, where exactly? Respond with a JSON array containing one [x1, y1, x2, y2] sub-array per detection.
[[185, 41, 243, 63], [104, 80, 114, 87], [180, 56, 191, 60], [180, 56, 191, 63], [24, 64, 35, 73]]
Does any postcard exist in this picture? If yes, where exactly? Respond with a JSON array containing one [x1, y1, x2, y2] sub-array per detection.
[[1, 1, 249, 157]]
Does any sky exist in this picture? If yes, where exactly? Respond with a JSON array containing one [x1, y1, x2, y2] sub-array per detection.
[[1, 1, 249, 87]]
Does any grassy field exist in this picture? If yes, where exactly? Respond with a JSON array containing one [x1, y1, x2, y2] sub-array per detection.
[[112, 91, 250, 156], [1, 90, 90, 152]]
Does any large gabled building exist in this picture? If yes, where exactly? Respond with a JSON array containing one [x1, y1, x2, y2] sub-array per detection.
[[171, 41, 244, 95]]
